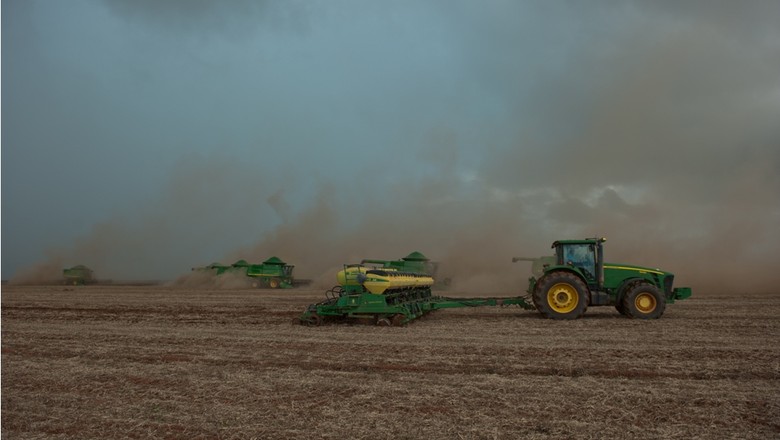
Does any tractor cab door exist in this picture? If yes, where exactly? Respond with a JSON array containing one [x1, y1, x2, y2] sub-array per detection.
[[560, 244, 597, 285]]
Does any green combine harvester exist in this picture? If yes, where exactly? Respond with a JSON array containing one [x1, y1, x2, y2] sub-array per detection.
[[299, 238, 692, 326], [62, 265, 94, 285], [246, 256, 294, 289], [193, 256, 295, 288], [361, 251, 434, 274]]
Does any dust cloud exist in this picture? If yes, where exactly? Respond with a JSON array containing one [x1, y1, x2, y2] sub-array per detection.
[[227, 4, 780, 294], [10, 154, 279, 284], [8, 2, 780, 294], [8, 254, 66, 285]]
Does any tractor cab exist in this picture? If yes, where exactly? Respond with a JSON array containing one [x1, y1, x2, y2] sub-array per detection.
[[552, 238, 605, 288]]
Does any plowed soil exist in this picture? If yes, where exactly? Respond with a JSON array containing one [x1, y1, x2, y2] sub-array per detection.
[[2, 285, 779, 439]]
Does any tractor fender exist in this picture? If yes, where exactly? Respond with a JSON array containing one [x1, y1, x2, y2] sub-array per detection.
[[539, 267, 591, 294]]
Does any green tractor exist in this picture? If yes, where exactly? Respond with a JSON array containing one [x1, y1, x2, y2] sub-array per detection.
[[521, 238, 691, 320]]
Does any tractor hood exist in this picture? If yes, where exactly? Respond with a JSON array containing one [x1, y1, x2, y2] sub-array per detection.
[[603, 263, 670, 277]]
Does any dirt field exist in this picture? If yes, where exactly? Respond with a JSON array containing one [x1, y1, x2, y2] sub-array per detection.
[[2, 285, 778, 439]]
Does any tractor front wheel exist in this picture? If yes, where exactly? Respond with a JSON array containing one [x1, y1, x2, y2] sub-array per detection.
[[622, 283, 665, 319], [533, 271, 589, 320], [269, 278, 280, 289]]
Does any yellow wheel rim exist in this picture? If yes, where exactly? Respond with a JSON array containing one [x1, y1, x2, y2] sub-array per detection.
[[635, 293, 657, 314], [270, 279, 279, 288], [547, 283, 579, 313]]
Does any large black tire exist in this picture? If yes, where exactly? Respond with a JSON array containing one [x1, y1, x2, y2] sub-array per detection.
[[622, 282, 666, 319], [615, 282, 636, 316], [533, 271, 589, 320]]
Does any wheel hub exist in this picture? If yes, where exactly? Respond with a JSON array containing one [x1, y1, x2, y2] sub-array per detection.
[[635, 293, 657, 313], [547, 283, 579, 313]]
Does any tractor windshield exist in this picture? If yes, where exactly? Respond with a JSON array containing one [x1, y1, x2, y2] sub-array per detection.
[[562, 244, 596, 281]]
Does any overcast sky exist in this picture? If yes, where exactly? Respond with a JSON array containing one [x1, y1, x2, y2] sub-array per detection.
[[3, 0, 779, 292]]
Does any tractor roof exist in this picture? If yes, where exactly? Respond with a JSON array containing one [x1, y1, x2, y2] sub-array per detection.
[[232, 259, 250, 267], [552, 238, 606, 248]]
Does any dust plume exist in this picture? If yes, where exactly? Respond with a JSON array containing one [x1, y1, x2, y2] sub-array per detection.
[[7, 2, 779, 295], [9, 154, 280, 283], [7, 253, 66, 285], [170, 270, 255, 290], [231, 3, 780, 294]]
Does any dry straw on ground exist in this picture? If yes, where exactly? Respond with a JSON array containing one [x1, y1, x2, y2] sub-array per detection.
[[2, 285, 779, 439]]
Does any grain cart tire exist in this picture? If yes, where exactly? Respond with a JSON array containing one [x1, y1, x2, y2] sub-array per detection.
[[622, 283, 665, 319], [533, 271, 589, 320]]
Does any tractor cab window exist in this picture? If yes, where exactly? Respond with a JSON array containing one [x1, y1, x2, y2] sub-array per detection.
[[562, 244, 596, 281]]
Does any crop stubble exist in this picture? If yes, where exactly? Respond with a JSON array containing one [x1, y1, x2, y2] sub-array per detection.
[[2, 285, 779, 439]]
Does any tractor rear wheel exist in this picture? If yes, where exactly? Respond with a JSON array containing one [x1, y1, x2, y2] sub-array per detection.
[[533, 271, 589, 320], [622, 283, 665, 319]]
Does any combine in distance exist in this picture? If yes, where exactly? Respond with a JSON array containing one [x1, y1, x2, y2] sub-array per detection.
[[62, 265, 94, 285], [193, 256, 296, 288]]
